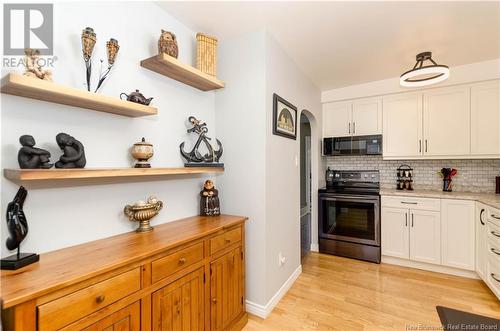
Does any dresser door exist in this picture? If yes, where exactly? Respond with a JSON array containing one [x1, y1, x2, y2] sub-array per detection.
[[152, 268, 205, 331], [81, 301, 140, 331]]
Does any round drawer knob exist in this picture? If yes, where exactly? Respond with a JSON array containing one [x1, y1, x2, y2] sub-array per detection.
[[178, 257, 186, 265], [212, 298, 217, 304], [96, 295, 105, 304], [225, 239, 231, 244]]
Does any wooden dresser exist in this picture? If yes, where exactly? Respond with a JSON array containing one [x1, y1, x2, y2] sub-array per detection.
[[1, 215, 248, 331]]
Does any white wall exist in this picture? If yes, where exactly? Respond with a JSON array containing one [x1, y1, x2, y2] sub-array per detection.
[[1, 2, 218, 256], [322, 58, 500, 102]]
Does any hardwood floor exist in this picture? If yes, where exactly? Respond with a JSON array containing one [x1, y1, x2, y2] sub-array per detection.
[[243, 253, 500, 331]]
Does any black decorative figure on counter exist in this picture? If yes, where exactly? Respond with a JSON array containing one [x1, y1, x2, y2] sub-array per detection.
[[200, 180, 220, 216], [55, 133, 86, 168], [18, 135, 53, 169], [1, 187, 39, 270], [179, 116, 223, 167]]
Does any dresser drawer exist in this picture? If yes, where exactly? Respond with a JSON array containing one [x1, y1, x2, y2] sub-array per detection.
[[152, 242, 204, 283], [381, 195, 440, 211], [210, 227, 242, 255], [38, 267, 141, 331]]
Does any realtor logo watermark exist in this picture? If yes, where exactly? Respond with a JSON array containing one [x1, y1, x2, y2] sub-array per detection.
[[3, 3, 53, 55]]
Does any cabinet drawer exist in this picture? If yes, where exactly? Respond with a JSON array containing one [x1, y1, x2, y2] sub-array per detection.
[[210, 227, 242, 255], [488, 206, 500, 227], [488, 221, 500, 248], [381, 196, 440, 211], [38, 268, 141, 331], [152, 242, 204, 283]]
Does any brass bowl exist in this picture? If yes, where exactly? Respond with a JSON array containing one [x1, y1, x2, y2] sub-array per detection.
[[124, 200, 163, 233]]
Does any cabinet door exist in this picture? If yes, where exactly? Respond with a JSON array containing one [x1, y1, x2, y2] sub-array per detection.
[[382, 93, 423, 158], [476, 203, 489, 279], [423, 86, 470, 156], [381, 207, 410, 259], [441, 199, 475, 270], [351, 97, 382, 136], [471, 81, 500, 156], [152, 268, 205, 331], [82, 301, 140, 331], [409, 210, 441, 265], [210, 247, 244, 331], [323, 101, 352, 137]]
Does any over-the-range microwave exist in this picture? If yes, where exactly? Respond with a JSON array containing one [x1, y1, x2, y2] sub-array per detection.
[[323, 135, 382, 156]]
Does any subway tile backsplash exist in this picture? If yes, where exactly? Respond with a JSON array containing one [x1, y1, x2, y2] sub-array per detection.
[[322, 156, 500, 193]]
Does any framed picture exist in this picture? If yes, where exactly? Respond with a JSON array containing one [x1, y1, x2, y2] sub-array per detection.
[[273, 93, 297, 140]]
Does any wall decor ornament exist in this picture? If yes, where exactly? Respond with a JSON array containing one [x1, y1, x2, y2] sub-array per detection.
[[200, 180, 220, 216], [1, 186, 40, 270], [81, 27, 120, 92], [273, 93, 297, 140], [18, 135, 53, 169], [120, 89, 154, 106], [55, 133, 86, 168], [179, 116, 223, 167], [23, 48, 52, 81], [124, 196, 163, 233], [158, 29, 179, 58], [131, 137, 154, 168]]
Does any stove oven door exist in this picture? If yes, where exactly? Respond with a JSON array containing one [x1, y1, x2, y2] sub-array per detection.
[[319, 194, 380, 246]]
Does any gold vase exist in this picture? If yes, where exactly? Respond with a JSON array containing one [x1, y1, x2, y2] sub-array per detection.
[[124, 199, 163, 233]]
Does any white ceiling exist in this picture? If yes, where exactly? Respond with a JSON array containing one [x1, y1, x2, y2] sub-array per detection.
[[158, 1, 500, 91]]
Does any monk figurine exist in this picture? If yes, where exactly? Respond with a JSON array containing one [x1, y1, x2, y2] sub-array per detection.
[[55, 133, 86, 168], [200, 180, 220, 216], [18, 135, 53, 169], [23, 48, 52, 81]]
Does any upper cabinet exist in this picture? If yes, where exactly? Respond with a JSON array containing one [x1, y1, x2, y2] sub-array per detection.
[[470, 81, 500, 156], [323, 97, 382, 138]]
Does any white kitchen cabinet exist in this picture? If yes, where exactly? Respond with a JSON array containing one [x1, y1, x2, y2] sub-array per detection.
[[423, 85, 470, 156], [382, 92, 423, 158], [470, 81, 500, 156], [441, 199, 475, 270], [476, 203, 488, 280], [322, 97, 382, 138], [323, 101, 351, 137], [351, 97, 382, 136], [381, 207, 409, 259], [409, 209, 441, 265]]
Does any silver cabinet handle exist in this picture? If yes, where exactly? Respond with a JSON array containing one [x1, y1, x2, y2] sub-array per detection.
[[405, 212, 408, 227], [353, 122, 356, 134], [491, 231, 500, 238], [480, 209, 485, 225], [411, 213, 414, 227], [491, 248, 500, 256], [401, 202, 418, 205], [491, 214, 500, 220], [348, 122, 351, 134], [491, 273, 500, 283], [419, 140, 422, 153], [425, 140, 428, 153]]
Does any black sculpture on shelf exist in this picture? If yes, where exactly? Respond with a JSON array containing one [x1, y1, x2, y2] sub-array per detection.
[[18, 135, 53, 169], [179, 116, 223, 167], [1, 187, 39, 270], [55, 133, 86, 168], [200, 180, 220, 216]]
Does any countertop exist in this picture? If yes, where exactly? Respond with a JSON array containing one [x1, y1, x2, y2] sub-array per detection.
[[380, 189, 500, 210]]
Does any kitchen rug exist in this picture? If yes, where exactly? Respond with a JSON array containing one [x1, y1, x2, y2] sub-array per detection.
[[436, 306, 500, 330]]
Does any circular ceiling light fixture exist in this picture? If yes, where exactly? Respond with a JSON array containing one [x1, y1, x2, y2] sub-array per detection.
[[400, 51, 449, 87]]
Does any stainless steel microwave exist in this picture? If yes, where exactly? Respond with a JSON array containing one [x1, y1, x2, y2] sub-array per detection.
[[323, 135, 382, 156]]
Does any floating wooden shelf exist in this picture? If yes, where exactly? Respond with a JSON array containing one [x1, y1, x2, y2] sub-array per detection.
[[1, 73, 158, 117], [4, 167, 224, 182], [140, 54, 225, 91]]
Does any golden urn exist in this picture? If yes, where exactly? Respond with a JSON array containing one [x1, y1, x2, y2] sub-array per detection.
[[124, 196, 163, 233]]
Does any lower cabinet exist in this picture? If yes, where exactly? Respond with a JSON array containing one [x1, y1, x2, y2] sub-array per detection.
[[381, 207, 409, 259], [210, 247, 244, 331], [82, 302, 140, 331], [476, 203, 489, 279], [152, 268, 205, 331], [409, 210, 441, 265]]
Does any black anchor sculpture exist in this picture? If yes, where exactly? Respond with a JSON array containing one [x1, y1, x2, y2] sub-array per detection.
[[1, 186, 39, 270], [179, 116, 223, 167]]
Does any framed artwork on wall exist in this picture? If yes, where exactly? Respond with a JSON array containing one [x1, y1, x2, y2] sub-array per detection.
[[273, 93, 297, 140]]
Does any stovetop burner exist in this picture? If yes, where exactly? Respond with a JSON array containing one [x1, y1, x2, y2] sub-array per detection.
[[322, 169, 380, 195]]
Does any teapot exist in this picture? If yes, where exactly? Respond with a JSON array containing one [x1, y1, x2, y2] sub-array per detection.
[[120, 89, 153, 106]]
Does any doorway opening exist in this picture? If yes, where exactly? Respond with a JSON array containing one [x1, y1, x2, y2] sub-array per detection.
[[300, 113, 312, 260]]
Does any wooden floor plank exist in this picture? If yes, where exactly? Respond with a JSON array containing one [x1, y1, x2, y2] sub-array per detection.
[[244, 253, 500, 330]]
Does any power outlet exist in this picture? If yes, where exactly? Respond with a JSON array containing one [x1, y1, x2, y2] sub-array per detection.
[[278, 252, 286, 267]]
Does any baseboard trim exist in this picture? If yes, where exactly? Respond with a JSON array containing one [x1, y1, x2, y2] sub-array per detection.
[[382, 256, 479, 279], [310, 243, 319, 252], [246, 265, 302, 319]]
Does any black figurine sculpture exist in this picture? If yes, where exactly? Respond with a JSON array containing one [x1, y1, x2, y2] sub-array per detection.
[[179, 116, 223, 167], [18, 135, 53, 169], [1, 186, 39, 270], [55, 133, 86, 168], [200, 180, 220, 216]]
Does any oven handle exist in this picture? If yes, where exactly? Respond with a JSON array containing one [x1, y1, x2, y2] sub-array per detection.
[[319, 195, 380, 203]]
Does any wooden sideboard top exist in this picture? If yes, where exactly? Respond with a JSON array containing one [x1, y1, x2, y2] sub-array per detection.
[[0, 214, 247, 309]]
